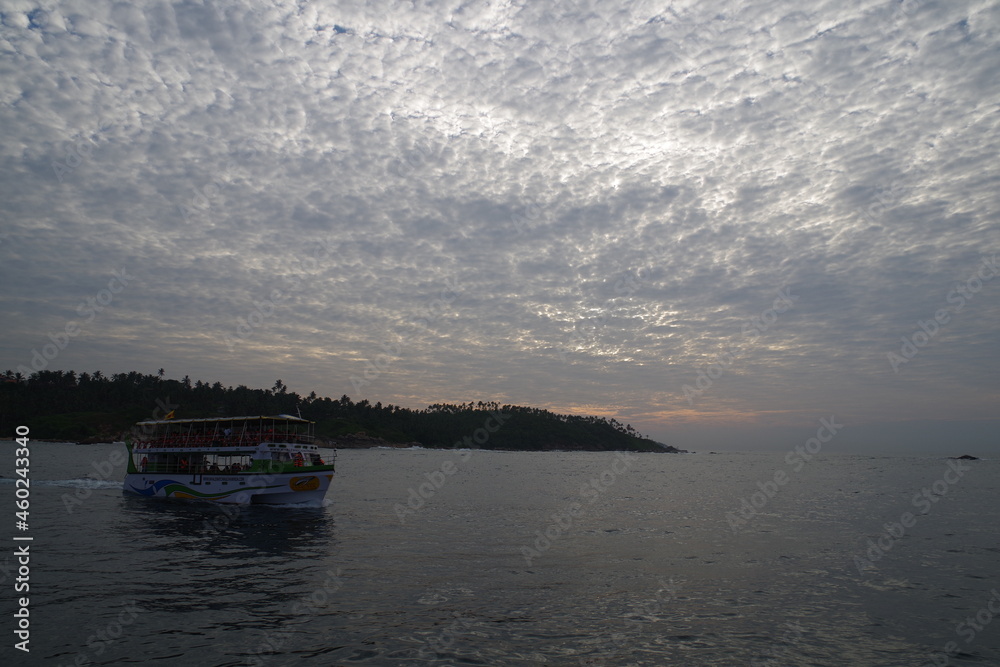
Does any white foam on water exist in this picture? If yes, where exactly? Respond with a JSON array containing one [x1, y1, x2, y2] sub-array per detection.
[[1, 478, 126, 490]]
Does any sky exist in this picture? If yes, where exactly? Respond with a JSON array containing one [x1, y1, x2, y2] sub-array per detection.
[[1, 0, 998, 451]]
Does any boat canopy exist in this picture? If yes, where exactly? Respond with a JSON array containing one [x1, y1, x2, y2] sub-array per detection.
[[135, 415, 313, 426], [131, 415, 316, 449]]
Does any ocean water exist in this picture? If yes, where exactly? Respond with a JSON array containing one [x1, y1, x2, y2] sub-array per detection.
[[2, 442, 998, 666]]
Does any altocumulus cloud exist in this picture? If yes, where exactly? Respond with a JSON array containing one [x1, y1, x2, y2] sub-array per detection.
[[1, 0, 998, 443]]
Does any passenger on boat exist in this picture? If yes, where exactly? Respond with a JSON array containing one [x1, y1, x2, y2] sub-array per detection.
[[140, 456, 148, 472], [293, 453, 304, 467], [180, 457, 189, 471]]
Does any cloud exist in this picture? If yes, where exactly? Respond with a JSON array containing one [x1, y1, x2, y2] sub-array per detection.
[[1, 0, 998, 444]]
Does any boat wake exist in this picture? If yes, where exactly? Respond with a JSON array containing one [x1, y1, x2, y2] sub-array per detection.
[[257, 498, 333, 509], [0, 477, 124, 490]]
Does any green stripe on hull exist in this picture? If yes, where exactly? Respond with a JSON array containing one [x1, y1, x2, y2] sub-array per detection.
[[166, 483, 281, 500]]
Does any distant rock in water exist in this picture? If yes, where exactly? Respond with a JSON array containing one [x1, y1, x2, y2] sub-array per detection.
[[950, 454, 979, 460]]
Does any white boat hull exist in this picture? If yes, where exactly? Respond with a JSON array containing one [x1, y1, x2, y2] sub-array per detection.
[[123, 471, 334, 504]]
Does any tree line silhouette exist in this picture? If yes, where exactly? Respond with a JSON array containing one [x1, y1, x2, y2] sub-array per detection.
[[1, 369, 680, 452]]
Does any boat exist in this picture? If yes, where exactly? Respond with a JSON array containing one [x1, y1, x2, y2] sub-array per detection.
[[123, 415, 335, 504]]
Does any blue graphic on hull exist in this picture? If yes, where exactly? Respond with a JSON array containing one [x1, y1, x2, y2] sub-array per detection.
[[131, 479, 180, 496]]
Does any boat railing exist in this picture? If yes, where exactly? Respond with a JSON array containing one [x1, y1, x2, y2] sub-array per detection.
[[133, 433, 316, 449], [138, 462, 252, 474], [136, 461, 332, 474], [133, 448, 334, 472]]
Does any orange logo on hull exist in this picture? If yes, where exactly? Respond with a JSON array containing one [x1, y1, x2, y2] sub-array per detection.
[[289, 476, 320, 492]]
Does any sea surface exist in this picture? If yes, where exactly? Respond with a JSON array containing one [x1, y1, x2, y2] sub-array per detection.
[[1, 442, 998, 666]]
